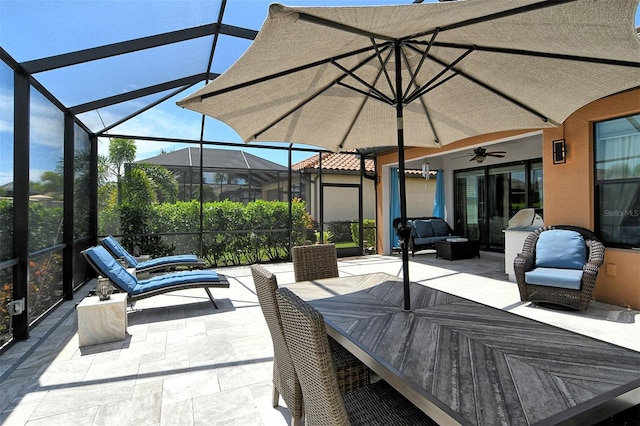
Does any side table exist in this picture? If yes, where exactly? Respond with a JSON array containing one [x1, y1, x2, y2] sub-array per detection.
[[435, 239, 481, 261], [77, 292, 128, 347]]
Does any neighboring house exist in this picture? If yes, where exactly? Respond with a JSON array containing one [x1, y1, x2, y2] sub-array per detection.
[[293, 151, 436, 224], [137, 147, 289, 203]]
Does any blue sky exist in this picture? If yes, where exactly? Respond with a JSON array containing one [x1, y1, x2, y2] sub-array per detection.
[[1, 0, 639, 184]]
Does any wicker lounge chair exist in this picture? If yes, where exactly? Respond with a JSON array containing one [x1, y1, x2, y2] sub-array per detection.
[[275, 287, 435, 426], [250, 265, 369, 426], [514, 225, 605, 311], [101, 235, 206, 276], [292, 244, 339, 282], [82, 245, 229, 308]]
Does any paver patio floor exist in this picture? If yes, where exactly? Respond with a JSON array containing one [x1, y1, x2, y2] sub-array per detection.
[[1, 251, 638, 425]]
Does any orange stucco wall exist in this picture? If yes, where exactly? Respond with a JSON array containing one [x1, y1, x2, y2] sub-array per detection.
[[375, 88, 640, 309], [544, 89, 640, 309]]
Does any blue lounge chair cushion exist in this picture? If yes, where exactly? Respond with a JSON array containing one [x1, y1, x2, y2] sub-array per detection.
[[535, 230, 586, 270], [85, 245, 138, 293], [525, 267, 583, 290], [136, 270, 220, 294], [137, 255, 199, 270], [102, 235, 199, 269], [102, 235, 139, 268]]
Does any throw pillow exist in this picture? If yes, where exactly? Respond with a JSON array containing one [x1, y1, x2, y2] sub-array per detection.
[[535, 229, 587, 270]]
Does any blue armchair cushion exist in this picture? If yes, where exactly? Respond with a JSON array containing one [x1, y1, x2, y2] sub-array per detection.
[[413, 220, 434, 238], [525, 267, 583, 290], [535, 230, 586, 270]]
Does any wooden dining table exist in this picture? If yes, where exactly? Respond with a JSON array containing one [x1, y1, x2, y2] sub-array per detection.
[[285, 272, 640, 426]]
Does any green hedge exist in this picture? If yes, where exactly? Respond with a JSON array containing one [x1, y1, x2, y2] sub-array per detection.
[[119, 199, 312, 267]]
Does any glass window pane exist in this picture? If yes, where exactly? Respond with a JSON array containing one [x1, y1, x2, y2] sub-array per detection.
[[595, 114, 640, 180], [595, 114, 640, 247], [74, 125, 91, 239], [28, 249, 63, 324], [29, 88, 64, 251], [0, 61, 14, 261], [597, 182, 640, 247]]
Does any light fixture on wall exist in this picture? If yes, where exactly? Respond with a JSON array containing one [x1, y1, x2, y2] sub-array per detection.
[[553, 139, 567, 164], [421, 162, 430, 181]]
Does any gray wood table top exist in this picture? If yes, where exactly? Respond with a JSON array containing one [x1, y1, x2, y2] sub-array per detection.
[[285, 272, 640, 426]]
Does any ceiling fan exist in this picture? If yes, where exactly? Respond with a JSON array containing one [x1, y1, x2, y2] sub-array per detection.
[[455, 147, 507, 163]]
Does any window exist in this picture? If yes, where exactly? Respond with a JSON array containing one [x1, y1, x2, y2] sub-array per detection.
[[595, 113, 640, 248]]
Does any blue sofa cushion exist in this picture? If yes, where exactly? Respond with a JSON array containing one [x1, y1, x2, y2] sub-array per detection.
[[430, 220, 450, 237], [135, 270, 220, 294], [414, 220, 433, 238], [85, 245, 138, 293], [525, 267, 583, 290], [535, 230, 586, 270]]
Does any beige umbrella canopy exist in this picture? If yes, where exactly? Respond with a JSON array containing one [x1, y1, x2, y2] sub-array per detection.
[[179, 0, 640, 310]]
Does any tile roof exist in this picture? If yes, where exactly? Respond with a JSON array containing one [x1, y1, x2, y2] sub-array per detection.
[[292, 152, 432, 176], [292, 152, 374, 172]]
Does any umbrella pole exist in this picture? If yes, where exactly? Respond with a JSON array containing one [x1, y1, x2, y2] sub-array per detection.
[[395, 42, 411, 312]]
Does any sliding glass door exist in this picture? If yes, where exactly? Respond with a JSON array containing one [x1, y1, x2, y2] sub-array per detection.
[[455, 160, 542, 251]]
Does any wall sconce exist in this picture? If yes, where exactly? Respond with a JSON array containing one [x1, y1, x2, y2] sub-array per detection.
[[552, 139, 567, 164]]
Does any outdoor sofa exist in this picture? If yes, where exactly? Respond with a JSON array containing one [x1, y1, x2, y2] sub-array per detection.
[[394, 217, 461, 256]]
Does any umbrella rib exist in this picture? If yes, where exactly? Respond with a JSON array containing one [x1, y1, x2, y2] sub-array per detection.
[[402, 30, 439, 101], [338, 54, 391, 149], [371, 38, 396, 100], [401, 0, 578, 43], [398, 44, 442, 144], [336, 82, 392, 105], [296, 11, 395, 42], [252, 49, 391, 140], [331, 53, 395, 105], [431, 42, 640, 68], [405, 46, 475, 105], [427, 54, 552, 124], [194, 43, 389, 101]]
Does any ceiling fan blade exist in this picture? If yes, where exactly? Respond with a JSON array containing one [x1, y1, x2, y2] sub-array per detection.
[[487, 153, 506, 158]]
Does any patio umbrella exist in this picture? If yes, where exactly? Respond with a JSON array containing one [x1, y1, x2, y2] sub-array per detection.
[[178, 0, 640, 310]]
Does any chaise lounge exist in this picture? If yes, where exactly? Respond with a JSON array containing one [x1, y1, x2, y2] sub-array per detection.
[[82, 245, 229, 308], [101, 235, 206, 276]]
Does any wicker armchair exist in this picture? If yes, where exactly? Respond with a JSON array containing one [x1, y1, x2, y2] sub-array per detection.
[[514, 225, 605, 311], [275, 287, 435, 426], [292, 244, 339, 282], [250, 265, 369, 426]]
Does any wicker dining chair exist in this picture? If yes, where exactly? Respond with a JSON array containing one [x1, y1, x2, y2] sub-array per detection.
[[275, 287, 435, 426], [514, 225, 605, 311], [292, 244, 339, 282], [250, 265, 369, 426]]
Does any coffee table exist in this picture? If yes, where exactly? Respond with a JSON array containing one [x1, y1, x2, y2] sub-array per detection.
[[435, 238, 480, 260]]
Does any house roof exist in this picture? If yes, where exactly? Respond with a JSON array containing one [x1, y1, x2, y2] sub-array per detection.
[[292, 152, 374, 173], [138, 147, 287, 171], [292, 151, 431, 177]]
